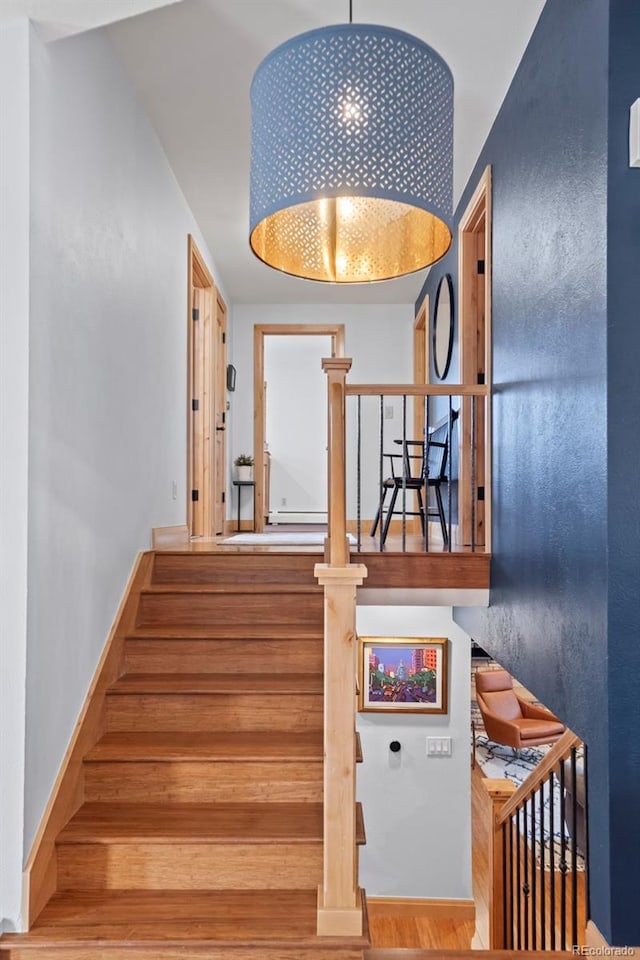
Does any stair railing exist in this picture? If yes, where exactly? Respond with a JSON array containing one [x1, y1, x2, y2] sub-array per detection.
[[345, 383, 490, 552], [481, 729, 587, 951], [315, 357, 367, 936]]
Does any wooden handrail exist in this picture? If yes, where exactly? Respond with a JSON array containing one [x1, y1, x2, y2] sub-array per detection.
[[345, 383, 489, 396], [497, 729, 582, 826]]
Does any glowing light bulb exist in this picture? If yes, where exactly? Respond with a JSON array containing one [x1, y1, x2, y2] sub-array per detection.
[[341, 99, 362, 123], [337, 197, 356, 221]]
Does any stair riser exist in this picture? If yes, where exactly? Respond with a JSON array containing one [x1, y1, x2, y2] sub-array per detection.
[[123, 638, 323, 675], [152, 553, 320, 586], [57, 843, 322, 891], [84, 762, 323, 803], [136, 594, 324, 629], [106, 695, 324, 733], [3, 948, 364, 960]]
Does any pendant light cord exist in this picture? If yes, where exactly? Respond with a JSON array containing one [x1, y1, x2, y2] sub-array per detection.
[[349, 0, 353, 24]]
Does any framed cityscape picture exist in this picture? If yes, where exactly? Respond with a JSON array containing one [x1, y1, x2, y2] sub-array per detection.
[[358, 637, 449, 714]]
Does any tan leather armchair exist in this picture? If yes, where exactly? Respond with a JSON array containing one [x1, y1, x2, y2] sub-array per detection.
[[475, 669, 565, 749]]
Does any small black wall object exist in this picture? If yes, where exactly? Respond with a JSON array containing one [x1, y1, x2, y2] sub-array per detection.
[[389, 741, 401, 753], [226, 364, 237, 392]]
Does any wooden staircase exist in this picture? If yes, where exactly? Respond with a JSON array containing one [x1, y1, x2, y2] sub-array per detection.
[[2, 551, 368, 959]]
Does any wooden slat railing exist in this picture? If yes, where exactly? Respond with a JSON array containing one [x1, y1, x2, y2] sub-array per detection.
[[345, 382, 491, 553], [315, 357, 367, 936], [483, 729, 587, 951]]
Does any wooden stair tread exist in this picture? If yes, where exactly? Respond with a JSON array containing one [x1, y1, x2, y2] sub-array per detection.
[[140, 584, 322, 595], [86, 730, 324, 762], [7, 889, 370, 946], [126, 625, 323, 640], [57, 803, 366, 845], [109, 674, 323, 695]]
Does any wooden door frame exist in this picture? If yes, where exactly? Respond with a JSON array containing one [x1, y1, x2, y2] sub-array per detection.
[[458, 166, 493, 551], [213, 290, 228, 536], [413, 297, 429, 442], [187, 234, 218, 538], [253, 324, 345, 533]]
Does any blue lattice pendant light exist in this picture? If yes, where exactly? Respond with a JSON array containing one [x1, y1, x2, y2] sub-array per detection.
[[249, 20, 453, 283]]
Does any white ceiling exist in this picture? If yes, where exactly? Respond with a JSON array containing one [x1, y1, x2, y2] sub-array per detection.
[[102, 0, 546, 305], [1, 0, 185, 41]]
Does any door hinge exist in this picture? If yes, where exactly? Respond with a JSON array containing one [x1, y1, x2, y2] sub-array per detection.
[[192, 398, 199, 412], [477, 259, 485, 275], [477, 486, 485, 501], [192, 307, 199, 321], [191, 489, 199, 502], [477, 373, 485, 385], [222, 331, 226, 344], [222, 491, 226, 504]]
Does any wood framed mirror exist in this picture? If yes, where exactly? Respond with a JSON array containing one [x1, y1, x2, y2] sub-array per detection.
[[433, 273, 454, 380]]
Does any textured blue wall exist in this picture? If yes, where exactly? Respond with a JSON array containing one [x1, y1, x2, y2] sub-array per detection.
[[605, 0, 640, 942], [415, 0, 640, 943]]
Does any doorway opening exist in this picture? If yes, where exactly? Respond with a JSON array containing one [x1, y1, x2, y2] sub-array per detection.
[[253, 324, 345, 533], [187, 235, 227, 538], [458, 166, 492, 550]]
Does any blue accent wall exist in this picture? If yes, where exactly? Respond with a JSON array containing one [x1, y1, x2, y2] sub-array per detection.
[[605, 0, 640, 942], [417, 0, 640, 943]]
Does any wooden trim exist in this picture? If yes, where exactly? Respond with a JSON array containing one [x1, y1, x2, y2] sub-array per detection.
[[366, 897, 475, 920], [497, 729, 581, 826], [187, 235, 219, 539], [480, 777, 518, 949], [22, 551, 153, 926], [151, 525, 189, 549], [254, 323, 346, 341], [413, 299, 429, 443], [345, 383, 488, 397], [458, 166, 493, 551], [253, 323, 346, 534]]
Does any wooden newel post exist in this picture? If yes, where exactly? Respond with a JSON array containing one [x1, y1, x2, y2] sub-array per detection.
[[480, 778, 517, 949], [316, 356, 367, 936], [322, 357, 352, 566], [314, 563, 367, 936]]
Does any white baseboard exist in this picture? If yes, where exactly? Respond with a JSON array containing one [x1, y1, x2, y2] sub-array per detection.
[[268, 511, 328, 524]]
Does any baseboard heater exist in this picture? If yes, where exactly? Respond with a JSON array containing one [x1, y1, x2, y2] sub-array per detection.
[[268, 510, 328, 524]]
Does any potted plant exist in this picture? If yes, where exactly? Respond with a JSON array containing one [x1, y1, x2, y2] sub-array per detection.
[[234, 453, 254, 482]]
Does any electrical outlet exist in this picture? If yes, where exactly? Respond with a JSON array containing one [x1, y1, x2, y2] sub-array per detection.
[[281, 497, 287, 507], [384, 405, 394, 420], [171, 480, 178, 501], [426, 736, 452, 757]]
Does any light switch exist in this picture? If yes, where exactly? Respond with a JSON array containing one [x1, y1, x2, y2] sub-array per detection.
[[426, 736, 452, 757]]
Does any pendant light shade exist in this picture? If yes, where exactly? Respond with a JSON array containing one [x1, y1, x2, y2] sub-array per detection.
[[249, 23, 453, 284]]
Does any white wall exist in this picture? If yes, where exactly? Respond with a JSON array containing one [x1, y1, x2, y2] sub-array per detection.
[[356, 605, 472, 900], [264, 335, 330, 516], [23, 26, 225, 862], [230, 304, 414, 521], [0, 18, 30, 933]]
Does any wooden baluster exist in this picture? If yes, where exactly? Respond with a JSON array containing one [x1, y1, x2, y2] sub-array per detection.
[[316, 356, 367, 936], [480, 778, 517, 949]]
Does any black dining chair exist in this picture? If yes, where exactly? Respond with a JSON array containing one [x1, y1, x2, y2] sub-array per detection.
[[370, 436, 449, 546]]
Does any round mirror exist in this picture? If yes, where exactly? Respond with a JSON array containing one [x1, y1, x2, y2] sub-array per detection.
[[433, 274, 454, 380]]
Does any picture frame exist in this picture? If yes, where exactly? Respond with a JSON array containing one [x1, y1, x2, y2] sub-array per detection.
[[358, 636, 449, 714]]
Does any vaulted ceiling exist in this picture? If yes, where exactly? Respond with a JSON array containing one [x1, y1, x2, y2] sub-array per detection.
[[97, 2, 543, 303]]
